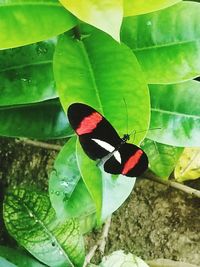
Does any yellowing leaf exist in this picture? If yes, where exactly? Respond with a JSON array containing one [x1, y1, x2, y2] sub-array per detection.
[[124, 0, 181, 16], [175, 148, 200, 182], [59, 0, 123, 41]]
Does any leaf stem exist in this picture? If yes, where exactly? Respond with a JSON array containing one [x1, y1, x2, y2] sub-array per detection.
[[144, 171, 200, 198], [14, 138, 200, 199], [16, 138, 62, 151], [83, 216, 112, 267]]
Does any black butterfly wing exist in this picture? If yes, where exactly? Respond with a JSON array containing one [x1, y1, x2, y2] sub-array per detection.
[[67, 103, 122, 160], [103, 143, 148, 177]]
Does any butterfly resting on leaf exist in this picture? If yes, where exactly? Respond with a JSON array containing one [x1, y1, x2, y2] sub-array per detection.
[[67, 103, 148, 177]]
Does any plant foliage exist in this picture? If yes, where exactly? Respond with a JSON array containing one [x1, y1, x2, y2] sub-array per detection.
[[0, 0, 200, 266]]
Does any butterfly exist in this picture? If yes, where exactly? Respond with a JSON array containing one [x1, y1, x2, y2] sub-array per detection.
[[67, 103, 148, 177]]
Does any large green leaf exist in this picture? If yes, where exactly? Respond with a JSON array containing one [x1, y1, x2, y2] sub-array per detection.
[[0, 39, 57, 106], [0, 99, 72, 139], [147, 81, 200, 147], [77, 142, 136, 223], [49, 137, 96, 233], [59, 0, 123, 42], [141, 138, 183, 179], [121, 2, 200, 84], [54, 29, 148, 222], [0, 246, 45, 267], [123, 0, 181, 16], [0, 0, 77, 49], [3, 188, 85, 267], [54, 29, 150, 145]]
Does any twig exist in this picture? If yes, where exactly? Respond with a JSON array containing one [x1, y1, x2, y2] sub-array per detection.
[[83, 216, 112, 267], [14, 139, 200, 199], [144, 172, 200, 198], [16, 138, 62, 151], [99, 216, 112, 254]]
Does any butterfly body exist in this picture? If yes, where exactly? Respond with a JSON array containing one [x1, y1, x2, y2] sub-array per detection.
[[67, 103, 148, 177]]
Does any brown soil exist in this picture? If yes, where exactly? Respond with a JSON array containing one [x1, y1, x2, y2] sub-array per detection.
[[0, 138, 200, 266]]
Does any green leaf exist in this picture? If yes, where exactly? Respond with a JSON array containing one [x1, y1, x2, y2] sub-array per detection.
[[0, 246, 45, 267], [54, 29, 150, 145], [76, 142, 102, 223], [3, 188, 85, 267], [49, 137, 96, 233], [59, 0, 123, 42], [0, 257, 16, 267], [123, 0, 181, 16], [147, 258, 199, 267], [0, 0, 77, 49], [141, 138, 183, 179], [175, 147, 200, 182], [147, 81, 200, 147], [0, 39, 57, 106], [77, 142, 135, 223], [121, 2, 200, 84], [0, 99, 72, 139], [100, 250, 149, 267]]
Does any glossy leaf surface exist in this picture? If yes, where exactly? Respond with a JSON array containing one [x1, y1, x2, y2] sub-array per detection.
[[141, 138, 183, 179], [123, 0, 181, 16], [147, 81, 200, 147], [175, 147, 200, 182], [54, 29, 150, 145], [49, 137, 96, 233], [0, 99, 72, 139], [121, 2, 200, 83], [0, 0, 77, 49], [3, 188, 85, 267], [59, 0, 123, 41], [0, 246, 45, 267], [0, 39, 57, 106], [76, 142, 135, 223]]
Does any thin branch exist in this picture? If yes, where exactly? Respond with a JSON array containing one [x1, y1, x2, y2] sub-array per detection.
[[14, 139, 200, 199], [83, 216, 112, 267], [16, 138, 62, 151], [144, 172, 200, 198], [99, 216, 112, 254]]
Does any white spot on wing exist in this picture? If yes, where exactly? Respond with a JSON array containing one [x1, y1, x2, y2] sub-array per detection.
[[113, 151, 121, 164], [92, 138, 114, 152], [92, 138, 121, 163]]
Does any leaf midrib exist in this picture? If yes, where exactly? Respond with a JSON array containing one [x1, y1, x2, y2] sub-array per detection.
[[0, 60, 52, 73], [12, 194, 74, 267], [151, 107, 200, 119], [133, 39, 200, 52], [81, 43, 103, 113], [180, 150, 200, 176]]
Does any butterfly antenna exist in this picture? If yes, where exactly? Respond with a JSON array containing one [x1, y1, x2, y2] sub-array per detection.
[[123, 97, 129, 134], [129, 127, 161, 142], [135, 127, 162, 134]]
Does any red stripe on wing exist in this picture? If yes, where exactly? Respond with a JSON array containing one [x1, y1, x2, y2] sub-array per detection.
[[76, 112, 102, 135], [122, 149, 143, 175]]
